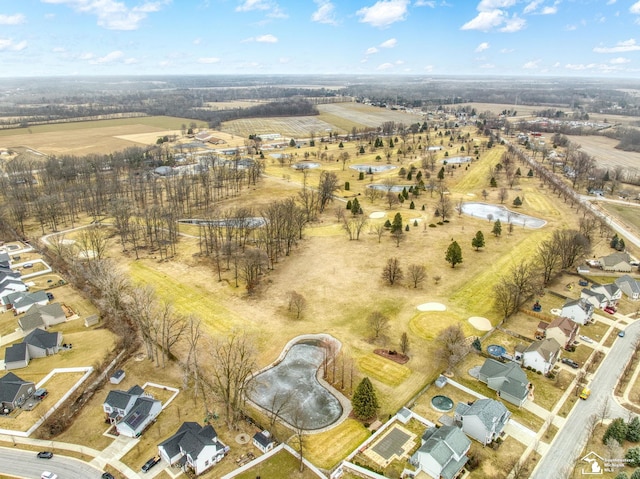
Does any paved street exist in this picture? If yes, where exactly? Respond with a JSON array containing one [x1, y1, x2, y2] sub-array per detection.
[[0, 446, 104, 479], [531, 317, 640, 479]]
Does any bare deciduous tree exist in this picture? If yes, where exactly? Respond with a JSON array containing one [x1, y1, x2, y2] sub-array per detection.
[[382, 257, 403, 285], [367, 311, 390, 341], [408, 264, 427, 288], [436, 324, 470, 375], [286, 290, 307, 319]]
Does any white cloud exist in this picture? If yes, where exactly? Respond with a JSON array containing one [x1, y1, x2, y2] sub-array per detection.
[[593, 39, 640, 53], [311, 0, 338, 25], [395, 59, 404, 64], [414, 0, 435, 6], [0, 14, 26, 25], [478, 0, 516, 9], [607, 0, 616, 4], [41, 0, 170, 30], [365, 47, 379, 54], [610, 57, 630, 64], [380, 38, 398, 48], [500, 48, 514, 53], [124, 57, 138, 64], [0, 38, 27, 51], [91, 50, 124, 64], [523, 0, 541, 14], [236, 0, 271, 11], [158, 60, 171, 67], [541, 5, 557, 14], [475, 42, 490, 52], [198, 57, 220, 63], [79, 52, 94, 60], [631, 1, 640, 14], [461, 10, 505, 31], [356, 0, 409, 28], [256, 34, 278, 42], [193, 38, 202, 45], [523, 59, 540, 69], [480, 63, 495, 69], [376, 62, 394, 70], [500, 14, 525, 32]]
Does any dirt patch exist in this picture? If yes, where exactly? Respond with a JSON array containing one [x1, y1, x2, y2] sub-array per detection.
[[374, 349, 409, 364]]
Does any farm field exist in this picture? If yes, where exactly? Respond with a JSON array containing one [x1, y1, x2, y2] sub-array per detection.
[[567, 134, 640, 170], [220, 115, 337, 138]]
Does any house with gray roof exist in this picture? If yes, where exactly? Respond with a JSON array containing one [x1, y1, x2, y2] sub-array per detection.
[[478, 359, 530, 407], [616, 275, 640, 301], [5, 291, 49, 314], [24, 328, 62, 358], [18, 303, 65, 332], [600, 252, 632, 272], [591, 283, 622, 306], [409, 425, 470, 479], [515, 338, 561, 375], [454, 398, 511, 445], [0, 372, 35, 411], [3, 342, 29, 370], [0, 277, 28, 306], [103, 385, 162, 438], [561, 298, 594, 325], [253, 430, 275, 454], [580, 289, 607, 310], [158, 422, 229, 475]]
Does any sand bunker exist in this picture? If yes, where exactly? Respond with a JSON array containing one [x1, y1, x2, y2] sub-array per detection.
[[469, 316, 492, 331], [369, 211, 386, 219], [417, 302, 446, 312]]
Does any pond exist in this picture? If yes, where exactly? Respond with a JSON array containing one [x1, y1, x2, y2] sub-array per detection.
[[247, 339, 344, 430], [460, 202, 546, 228], [349, 164, 397, 173], [443, 156, 472, 164], [292, 162, 320, 170], [367, 184, 415, 193]]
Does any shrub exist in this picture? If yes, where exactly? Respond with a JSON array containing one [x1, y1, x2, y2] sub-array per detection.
[[429, 224, 437, 228], [345, 181, 350, 191]]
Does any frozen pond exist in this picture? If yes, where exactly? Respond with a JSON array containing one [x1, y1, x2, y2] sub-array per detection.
[[248, 340, 343, 430], [367, 184, 414, 193], [292, 162, 320, 170], [178, 217, 266, 228], [350, 164, 397, 173], [460, 202, 546, 228], [443, 156, 472, 164]]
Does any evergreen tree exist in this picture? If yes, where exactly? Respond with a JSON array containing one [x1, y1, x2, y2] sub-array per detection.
[[338, 141, 344, 149], [492, 219, 502, 237], [391, 213, 403, 233], [402, 188, 409, 200], [346, 200, 352, 210], [611, 234, 620, 249], [352, 377, 379, 420], [516, 167, 522, 176], [629, 417, 640, 442], [405, 224, 410, 231], [604, 418, 628, 445], [359, 146, 365, 154], [490, 177, 497, 187], [351, 198, 361, 216], [410, 201, 415, 210], [289, 138, 296, 147], [527, 169, 534, 177], [618, 238, 626, 251], [631, 469, 640, 479], [472, 337, 482, 351], [438, 167, 445, 181], [626, 447, 640, 467], [513, 196, 523, 207], [615, 473, 629, 479], [345, 181, 350, 191], [445, 241, 463, 268], [472, 231, 485, 250]]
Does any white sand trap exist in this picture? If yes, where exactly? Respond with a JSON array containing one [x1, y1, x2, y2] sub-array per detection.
[[469, 316, 492, 331], [417, 302, 446, 312], [369, 211, 386, 219], [466, 193, 476, 197]]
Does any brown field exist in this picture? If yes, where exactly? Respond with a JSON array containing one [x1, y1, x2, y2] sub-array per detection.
[[220, 116, 337, 138], [567, 134, 640, 170], [317, 103, 424, 128]]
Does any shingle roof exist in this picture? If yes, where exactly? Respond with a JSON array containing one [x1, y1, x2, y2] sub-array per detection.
[[615, 275, 640, 295], [122, 397, 158, 431], [525, 338, 561, 361], [0, 372, 33, 403], [455, 398, 509, 431], [105, 390, 135, 410], [547, 316, 578, 337], [253, 430, 274, 447], [4, 342, 28, 364], [18, 314, 45, 331], [601, 252, 631, 267], [480, 359, 529, 401], [24, 328, 59, 350], [159, 422, 220, 462], [419, 425, 470, 466]]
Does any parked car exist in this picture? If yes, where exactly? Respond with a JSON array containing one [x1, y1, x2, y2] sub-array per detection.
[[141, 456, 161, 472], [580, 388, 591, 400], [579, 335, 594, 344], [41, 472, 57, 479], [23, 263, 33, 268], [101, 473, 115, 479], [561, 358, 580, 369], [34, 388, 48, 400], [604, 306, 616, 315], [619, 330, 626, 338], [37, 451, 53, 459], [46, 292, 54, 300]]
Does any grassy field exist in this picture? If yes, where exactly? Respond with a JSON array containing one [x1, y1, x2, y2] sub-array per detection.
[[599, 201, 640, 233]]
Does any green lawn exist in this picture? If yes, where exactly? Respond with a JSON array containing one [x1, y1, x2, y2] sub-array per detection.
[[234, 449, 322, 479]]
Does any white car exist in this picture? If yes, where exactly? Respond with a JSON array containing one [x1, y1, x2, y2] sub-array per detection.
[[579, 335, 594, 344], [41, 473, 58, 479]]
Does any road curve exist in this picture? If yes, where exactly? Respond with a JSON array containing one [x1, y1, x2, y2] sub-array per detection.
[[0, 446, 104, 478]]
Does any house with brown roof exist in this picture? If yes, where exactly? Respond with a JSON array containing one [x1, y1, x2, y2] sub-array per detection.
[[515, 338, 561, 375], [546, 316, 579, 350]]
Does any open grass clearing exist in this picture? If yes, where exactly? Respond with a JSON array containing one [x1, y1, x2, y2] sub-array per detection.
[[526, 368, 568, 411], [356, 353, 412, 387], [467, 437, 527, 479], [304, 419, 369, 469], [233, 448, 322, 479], [221, 116, 336, 139], [316, 103, 423, 129], [599, 201, 640, 233]]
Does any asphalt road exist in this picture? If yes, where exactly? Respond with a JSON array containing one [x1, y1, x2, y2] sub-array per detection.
[[531, 319, 640, 479], [0, 447, 104, 479]]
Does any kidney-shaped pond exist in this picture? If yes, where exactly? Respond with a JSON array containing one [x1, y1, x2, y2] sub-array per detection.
[[247, 340, 343, 430]]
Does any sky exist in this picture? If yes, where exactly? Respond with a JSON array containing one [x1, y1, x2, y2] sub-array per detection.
[[1, 0, 640, 77]]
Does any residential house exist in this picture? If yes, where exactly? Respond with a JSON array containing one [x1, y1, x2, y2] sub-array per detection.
[[600, 252, 633, 273], [616, 275, 640, 301], [158, 422, 228, 475], [409, 425, 471, 479], [3, 343, 29, 370], [0, 372, 35, 411], [454, 398, 511, 445], [253, 430, 275, 454], [546, 316, 579, 350], [103, 385, 162, 438], [5, 291, 49, 314], [24, 328, 62, 358], [561, 298, 594, 325], [0, 277, 28, 306], [18, 303, 65, 332], [590, 283, 622, 307], [478, 359, 530, 407], [580, 289, 608, 310], [515, 338, 561, 375]]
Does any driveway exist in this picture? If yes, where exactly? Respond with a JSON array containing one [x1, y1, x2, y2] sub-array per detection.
[[531, 317, 640, 478]]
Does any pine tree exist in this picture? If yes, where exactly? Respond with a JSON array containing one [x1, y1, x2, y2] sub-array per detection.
[[391, 213, 403, 233], [351, 198, 361, 216], [490, 177, 497, 188], [472, 231, 485, 250], [629, 417, 640, 442], [438, 167, 445, 181], [445, 241, 463, 268], [352, 377, 379, 420], [492, 219, 502, 237], [603, 418, 628, 445], [513, 196, 523, 207]]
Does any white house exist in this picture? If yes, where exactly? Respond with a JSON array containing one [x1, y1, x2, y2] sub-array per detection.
[[158, 422, 229, 475], [5, 291, 49, 314], [561, 298, 594, 325], [253, 430, 276, 454], [18, 303, 66, 332], [409, 425, 470, 479], [590, 283, 622, 306], [580, 289, 607, 310], [454, 398, 511, 445], [616, 275, 640, 301], [103, 385, 162, 438], [516, 338, 561, 375]]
